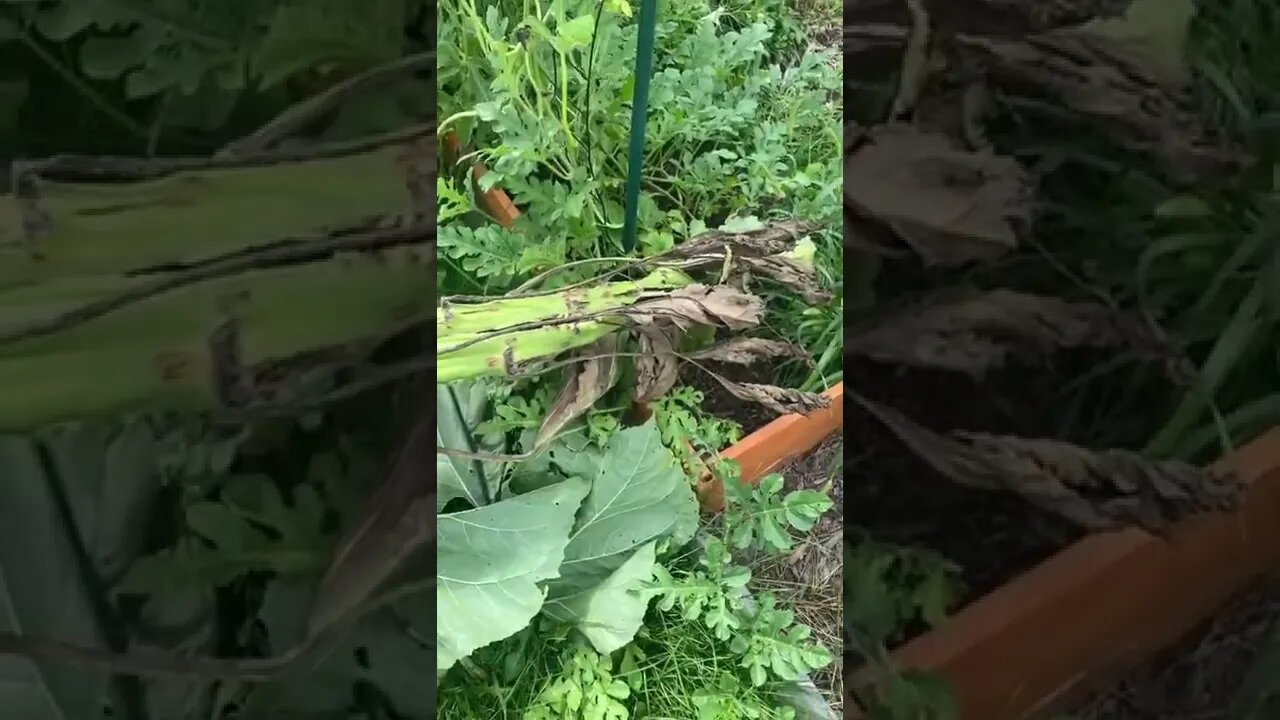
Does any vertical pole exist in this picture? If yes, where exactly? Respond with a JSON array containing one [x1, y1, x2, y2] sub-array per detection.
[[620, 0, 658, 253]]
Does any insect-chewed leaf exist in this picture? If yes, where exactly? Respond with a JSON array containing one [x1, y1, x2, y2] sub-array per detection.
[[852, 392, 1244, 532], [546, 421, 698, 594], [541, 542, 658, 654], [535, 335, 621, 448], [437, 478, 589, 672]]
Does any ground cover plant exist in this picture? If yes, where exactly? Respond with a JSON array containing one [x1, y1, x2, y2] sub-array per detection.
[[434, 0, 845, 717], [843, 0, 1280, 717]]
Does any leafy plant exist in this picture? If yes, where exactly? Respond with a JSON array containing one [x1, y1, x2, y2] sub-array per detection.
[[724, 472, 833, 553], [523, 645, 632, 720], [437, 0, 841, 310], [844, 539, 962, 650], [436, 390, 698, 673]]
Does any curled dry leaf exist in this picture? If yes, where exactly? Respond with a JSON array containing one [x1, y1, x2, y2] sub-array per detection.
[[633, 327, 678, 404], [656, 220, 832, 304], [535, 336, 622, 448], [739, 253, 833, 305], [625, 285, 764, 332], [852, 393, 1243, 533], [687, 338, 809, 366], [846, 288, 1132, 377], [844, 124, 1030, 266], [668, 219, 821, 259], [712, 377, 831, 416]]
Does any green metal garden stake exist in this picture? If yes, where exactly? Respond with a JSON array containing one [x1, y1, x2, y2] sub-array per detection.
[[621, 0, 658, 253]]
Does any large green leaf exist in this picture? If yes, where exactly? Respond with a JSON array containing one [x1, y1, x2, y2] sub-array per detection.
[[0, 423, 162, 719], [549, 421, 697, 593], [436, 478, 588, 672], [542, 542, 657, 654], [436, 382, 498, 510]]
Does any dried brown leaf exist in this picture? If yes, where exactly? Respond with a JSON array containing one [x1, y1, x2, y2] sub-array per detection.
[[667, 219, 821, 259], [846, 288, 1129, 376], [625, 285, 764, 331], [844, 124, 1030, 266], [853, 393, 1243, 532], [306, 412, 435, 636], [633, 327, 678, 404], [739, 254, 833, 304], [535, 336, 621, 447], [687, 338, 809, 365], [712, 377, 831, 416], [959, 17, 1243, 184]]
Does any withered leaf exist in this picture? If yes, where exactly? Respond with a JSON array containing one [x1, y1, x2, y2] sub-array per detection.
[[667, 219, 820, 259], [844, 124, 1030, 266], [958, 21, 1243, 184], [846, 288, 1130, 377], [687, 338, 809, 366], [739, 254, 833, 305], [535, 335, 621, 448], [852, 393, 1243, 532], [625, 285, 764, 332], [633, 327, 679, 404], [712, 377, 831, 416]]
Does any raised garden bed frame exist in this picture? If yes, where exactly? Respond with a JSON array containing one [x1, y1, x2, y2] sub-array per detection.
[[846, 428, 1280, 720]]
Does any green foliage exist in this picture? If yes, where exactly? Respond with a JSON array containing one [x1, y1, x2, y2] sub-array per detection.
[[438, 376, 836, 718], [119, 476, 329, 594], [0, 0, 421, 156], [523, 646, 633, 720], [724, 473, 833, 553], [693, 674, 798, 720], [437, 0, 841, 301], [654, 385, 744, 471], [650, 537, 751, 640], [731, 593, 833, 687], [436, 398, 699, 672], [860, 671, 959, 720], [844, 539, 963, 649]]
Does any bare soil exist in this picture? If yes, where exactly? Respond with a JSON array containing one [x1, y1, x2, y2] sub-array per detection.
[[845, 358, 1082, 601], [681, 361, 784, 435]]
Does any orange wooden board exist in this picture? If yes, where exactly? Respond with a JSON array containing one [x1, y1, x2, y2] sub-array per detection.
[[847, 429, 1280, 720]]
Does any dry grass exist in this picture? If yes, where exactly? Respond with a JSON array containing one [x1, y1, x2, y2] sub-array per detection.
[[749, 434, 845, 716], [1073, 581, 1280, 720]]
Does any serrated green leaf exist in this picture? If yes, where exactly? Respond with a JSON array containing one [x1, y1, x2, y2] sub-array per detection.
[[437, 478, 589, 672], [783, 489, 833, 531]]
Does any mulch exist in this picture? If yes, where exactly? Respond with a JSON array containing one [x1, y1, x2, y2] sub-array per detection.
[[749, 433, 845, 718], [1074, 580, 1280, 720]]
